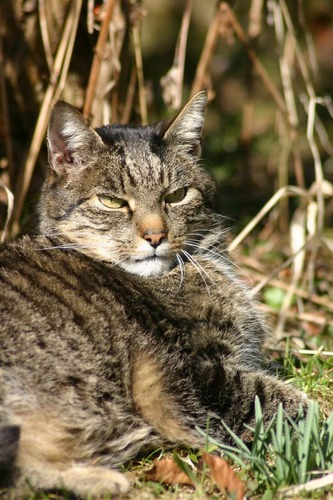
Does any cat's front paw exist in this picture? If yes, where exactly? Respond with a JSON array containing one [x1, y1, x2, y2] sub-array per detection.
[[60, 466, 131, 497], [14, 465, 131, 498]]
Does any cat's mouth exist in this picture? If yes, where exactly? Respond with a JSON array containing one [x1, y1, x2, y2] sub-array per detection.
[[133, 255, 158, 263], [119, 254, 174, 277]]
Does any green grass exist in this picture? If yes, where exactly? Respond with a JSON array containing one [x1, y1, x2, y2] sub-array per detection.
[[197, 398, 333, 499]]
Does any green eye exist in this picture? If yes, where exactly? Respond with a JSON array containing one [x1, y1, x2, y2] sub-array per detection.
[[98, 195, 127, 209], [164, 187, 187, 204]]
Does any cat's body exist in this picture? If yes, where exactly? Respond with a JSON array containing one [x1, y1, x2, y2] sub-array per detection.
[[0, 92, 307, 497]]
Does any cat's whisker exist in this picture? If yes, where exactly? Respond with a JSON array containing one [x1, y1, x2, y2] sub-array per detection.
[[186, 240, 254, 286], [175, 253, 185, 291], [181, 249, 211, 296], [185, 240, 229, 261]]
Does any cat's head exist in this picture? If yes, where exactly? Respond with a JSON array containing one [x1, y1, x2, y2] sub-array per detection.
[[40, 91, 220, 277]]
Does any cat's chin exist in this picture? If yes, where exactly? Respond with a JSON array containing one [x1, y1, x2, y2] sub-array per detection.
[[119, 257, 174, 277]]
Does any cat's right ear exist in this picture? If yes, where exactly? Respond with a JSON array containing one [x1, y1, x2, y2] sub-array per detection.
[[47, 101, 102, 174], [160, 90, 207, 157]]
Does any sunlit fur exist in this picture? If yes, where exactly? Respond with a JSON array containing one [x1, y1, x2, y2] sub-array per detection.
[[40, 92, 218, 279], [0, 92, 308, 498]]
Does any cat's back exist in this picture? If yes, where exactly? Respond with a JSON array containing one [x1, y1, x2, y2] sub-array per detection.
[[0, 235, 137, 371], [0, 234, 267, 373]]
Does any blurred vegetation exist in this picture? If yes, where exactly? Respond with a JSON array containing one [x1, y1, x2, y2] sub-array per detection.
[[1, 0, 333, 226]]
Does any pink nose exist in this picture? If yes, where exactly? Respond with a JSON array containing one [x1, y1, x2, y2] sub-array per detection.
[[143, 230, 167, 248]]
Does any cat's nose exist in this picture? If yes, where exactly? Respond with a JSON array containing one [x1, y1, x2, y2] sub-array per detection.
[[143, 230, 167, 248]]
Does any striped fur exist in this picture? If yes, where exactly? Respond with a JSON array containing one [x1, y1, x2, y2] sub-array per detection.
[[0, 92, 307, 497]]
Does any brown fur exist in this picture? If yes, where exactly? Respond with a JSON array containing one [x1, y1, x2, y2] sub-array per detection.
[[132, 354, 199, 444], [0, 92, 308, 497]]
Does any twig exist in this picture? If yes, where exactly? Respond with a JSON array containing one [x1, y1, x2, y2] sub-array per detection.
[[279, 473, 333, 496], [307, 97, 325, 234], [219, 2, 288, 120], [273, 2, 298, 127], [299, 349, 333, 357], [191, 4, 221, 96], [87, 0, 95, 35], [248, 238, 309, 292], [248, 0, 264, 39], [275, 207, 307, 337], [276, 130, 292, 232], [132, 18, 147, 125], [83, 0, 118, 121], [262, 304, 333, 329], [120, 65, 137, 124], [228, 186, 310, 252], [10, 0, 83, 236], [297, 0, 319, 81], [161, 0, 193, 109], [240, 262, 333, 312], [292, 146, 305, 189], [279, 0, 315, 99], [54, 2, 83, 102], [38, 0, 54, 73], [0, 10, 14, 189], [0, 181, 14, 242]]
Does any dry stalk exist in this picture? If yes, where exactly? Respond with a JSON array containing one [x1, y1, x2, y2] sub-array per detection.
[[262, 304, 333, 329], [241, 263, 333, 312], [120, 66, 137, 124], [191, 4, 221, 96], [0, 11, 14, 189], [54, 3, 84, 102], [228, 186, 310, 252], [275, 207, 307, 336], [0, 181, 14, 242], [161, 0, 193, 110], [38, 0, 54, 72], [249, 238, 309, 294], [83, 0, 119, 121], [279, 0, 315, 100], [299, 348, 333, 356], [292, 146, 305, 189], [297, 0, 319, 81], [276, 129, 292, 233], [10, 0, 83, 236], [219, 2, 288, 120], [91, 3, 127, 127], [248, 0, 264, 39], [306, 97, 325, 234], [279, 473, 333, 497], [132, 17, 147, 125], [87, 0, 95, 35]]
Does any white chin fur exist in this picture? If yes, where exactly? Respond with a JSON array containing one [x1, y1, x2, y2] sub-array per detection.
[[119, 257, 174, 277]]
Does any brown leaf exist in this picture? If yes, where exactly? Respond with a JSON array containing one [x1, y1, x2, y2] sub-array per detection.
[[202, 451, 246, 500], [144, 457, 194, 486]]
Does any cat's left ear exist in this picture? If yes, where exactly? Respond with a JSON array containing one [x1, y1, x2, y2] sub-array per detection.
[[161, 90, 207, 157], [47, 101, 103, 174]]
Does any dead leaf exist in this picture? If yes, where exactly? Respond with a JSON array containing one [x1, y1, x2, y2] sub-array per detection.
[[144, 457, 194, 486], [202, 451, 246, 500]]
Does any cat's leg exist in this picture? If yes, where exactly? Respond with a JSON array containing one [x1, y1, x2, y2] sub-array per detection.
[[131, 347, 306, 450], [193, 361, 308, 440]]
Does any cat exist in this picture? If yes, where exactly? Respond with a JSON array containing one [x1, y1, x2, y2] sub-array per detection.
[[0, 91, 307, 498]]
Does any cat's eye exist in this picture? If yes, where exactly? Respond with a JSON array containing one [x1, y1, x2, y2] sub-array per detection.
[[98, 195, 127, 209], [164, 187, 187, 205]]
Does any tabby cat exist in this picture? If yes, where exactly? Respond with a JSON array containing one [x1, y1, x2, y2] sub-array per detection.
[[0, 91, 307, 497]]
